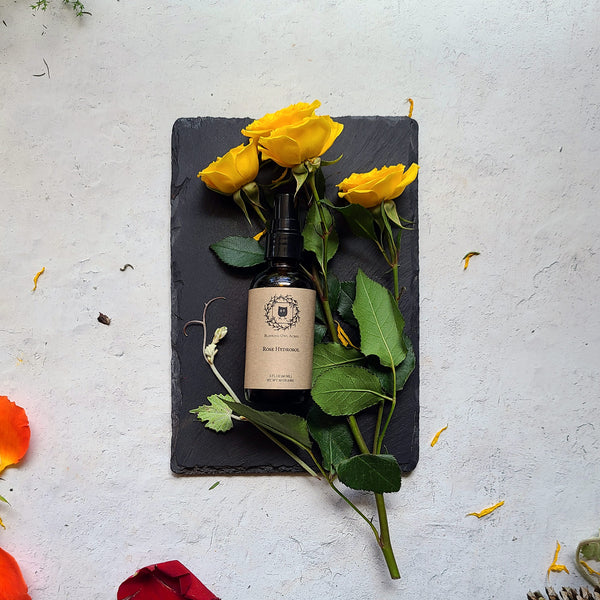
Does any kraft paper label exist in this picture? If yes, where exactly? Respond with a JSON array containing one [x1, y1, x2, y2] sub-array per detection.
[[244, 287, 316, 390]]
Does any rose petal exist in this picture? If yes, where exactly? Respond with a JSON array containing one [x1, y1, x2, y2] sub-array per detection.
[[0, 548, 31, 600], [0, 396, 31, 474], [117, 561, 219, 600]]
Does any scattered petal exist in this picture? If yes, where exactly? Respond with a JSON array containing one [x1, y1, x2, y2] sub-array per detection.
[[32, 267, 45, 291], [462, 251, 480, 270], [253, 229, 266, 241], [430, 425, 448, 447], [335, 321, 358, 349], [0, 396, 31, 474], [547, 540, 570, 577], [0, 547, 31, 600], [580, 560, 600, 578], [117, 560, 219, 600], [466, 500, 504, 518], [407, 98, 414, 118]]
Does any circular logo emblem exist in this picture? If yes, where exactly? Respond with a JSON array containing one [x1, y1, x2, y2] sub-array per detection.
[[264, 294, 300, 330]]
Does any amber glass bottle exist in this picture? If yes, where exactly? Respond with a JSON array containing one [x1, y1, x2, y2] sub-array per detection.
[[244, 193, 316, 415]]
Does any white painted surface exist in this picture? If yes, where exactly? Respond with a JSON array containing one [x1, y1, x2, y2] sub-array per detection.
[[1, 1, 599, 598]]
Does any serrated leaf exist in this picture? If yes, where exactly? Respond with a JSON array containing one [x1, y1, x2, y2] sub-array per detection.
[[190, 394, 234, 432], [223, 400, 311, 449], [210, 235, 265, 268], [312, 343, 363, 383], [353, 270, 406, 368], [311, 365, 383, 416], [307, 406, 354, 471], [337, 453, 402, 493]]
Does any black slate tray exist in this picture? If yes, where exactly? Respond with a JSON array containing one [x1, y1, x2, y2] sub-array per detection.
[[171, 115, 419, 474]]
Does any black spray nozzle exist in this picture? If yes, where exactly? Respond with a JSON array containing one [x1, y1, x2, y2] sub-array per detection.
[[267, 193, 303, 260]]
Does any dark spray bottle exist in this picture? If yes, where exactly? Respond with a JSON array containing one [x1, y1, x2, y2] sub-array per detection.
[[244, 193, 316, 415]]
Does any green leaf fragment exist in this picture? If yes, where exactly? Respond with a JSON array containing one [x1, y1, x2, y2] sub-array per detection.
[[307, 406, 354, 471], [210, 235, 265, 268], [336, 453, 402, 493], [223, 400, 312, 449], [353, 269, 406, 368], [302, 202, 338, 269], [312, 365, 383, 416], [190, 394, 234, 432]]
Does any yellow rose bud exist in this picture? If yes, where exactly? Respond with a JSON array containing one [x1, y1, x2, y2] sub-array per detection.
[[197, 142, 259, 195], [258, 115, 344, 169], [337, 163, 419, 208], [241, 100, 321, 139]]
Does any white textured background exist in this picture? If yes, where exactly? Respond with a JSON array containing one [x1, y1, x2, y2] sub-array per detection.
[[1, 0, 599, 598]]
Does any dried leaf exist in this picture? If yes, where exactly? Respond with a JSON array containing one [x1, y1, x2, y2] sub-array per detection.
[[0, 396, 31, 474], [466, 500, 504, 518], [462, 251, 480, 270]]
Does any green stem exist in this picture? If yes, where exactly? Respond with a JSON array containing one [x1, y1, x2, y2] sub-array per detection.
[[347, 415, 370, 455], [376, 493, 401, 579]]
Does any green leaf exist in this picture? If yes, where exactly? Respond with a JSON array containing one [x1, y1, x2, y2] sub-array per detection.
[[312, 365, 383, 416], [190, 394, 234, 432], [223, 400, 312, 449], [302, 202, 338, 270], [336, 454, 402, 493], [314, 322, 328, 344], [373, 333, 414, 394], [0, 494, 9, 505], [336, 203, 378, 242], [337, 280, 357, 326], [210, 235, 265, 268], [382, 199, 402, 227], [307, 406, 354, 471], [312, 343, 363, 383], [353, 270, 406, 368]]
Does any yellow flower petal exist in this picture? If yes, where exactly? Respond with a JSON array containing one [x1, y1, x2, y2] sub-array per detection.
[[547, 541, 570, 577], [198, 142, 259, 195], [430, 425, 448, 447], [338, 163, 419, 208], [466, 500, 504, 518], [241, 100, 321, 139]]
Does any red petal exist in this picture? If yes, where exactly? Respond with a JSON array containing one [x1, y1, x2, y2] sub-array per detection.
[[0, 397, 31, 474], [0, 548, 31, 600], [117, 561, 219, 600]]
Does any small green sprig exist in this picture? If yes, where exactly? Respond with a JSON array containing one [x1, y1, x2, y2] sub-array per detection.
[[31, 0, 90, 17]]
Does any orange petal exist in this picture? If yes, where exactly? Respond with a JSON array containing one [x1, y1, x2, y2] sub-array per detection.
[[0, 396, 31, 474], [0, 548, 31, 600]]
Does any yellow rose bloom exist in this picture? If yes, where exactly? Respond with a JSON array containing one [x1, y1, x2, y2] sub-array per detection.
[[258, 115, 344, 169], [337, 163, 419, 208], [197, 141, 260, 195], [241, 100, 321, 139]]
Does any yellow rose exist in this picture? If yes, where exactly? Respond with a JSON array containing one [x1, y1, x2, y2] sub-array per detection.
[[337, 163, 419, 208], [197, 141, 259, 195], [257, 115, 344, 169], [241, 100, 321, 139]]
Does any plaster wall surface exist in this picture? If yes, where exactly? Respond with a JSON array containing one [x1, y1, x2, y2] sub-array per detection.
[[1, 1, 599, 598]]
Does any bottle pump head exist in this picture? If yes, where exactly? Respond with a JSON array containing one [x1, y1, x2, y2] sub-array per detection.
[[266, 193, 303, 260]]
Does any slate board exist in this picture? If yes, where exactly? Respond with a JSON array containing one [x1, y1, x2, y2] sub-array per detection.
[[171, 115, 419, 474]]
